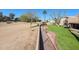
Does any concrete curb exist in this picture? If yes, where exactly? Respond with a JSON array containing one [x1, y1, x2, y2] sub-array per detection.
[[35, 26, 40, 50]]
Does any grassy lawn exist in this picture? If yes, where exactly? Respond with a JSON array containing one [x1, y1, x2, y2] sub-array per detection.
[[48, 25, 79, 50]]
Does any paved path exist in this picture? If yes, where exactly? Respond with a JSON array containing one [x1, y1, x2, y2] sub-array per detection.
[[0, 22, 38, 50], [40, 26, 57, 50], [47, 32, 57, 50]]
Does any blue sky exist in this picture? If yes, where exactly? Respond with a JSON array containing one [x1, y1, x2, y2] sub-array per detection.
[[0, 9, 79, 20]]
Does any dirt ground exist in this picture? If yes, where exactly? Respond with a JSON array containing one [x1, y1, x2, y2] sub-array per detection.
[[0, 22, 38, 50]]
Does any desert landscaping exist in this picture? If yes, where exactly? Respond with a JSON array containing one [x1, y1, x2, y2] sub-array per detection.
[[0, 22, 38, 50]]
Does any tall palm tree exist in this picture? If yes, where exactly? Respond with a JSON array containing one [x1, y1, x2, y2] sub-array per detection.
[[43, 10, 47, 22]]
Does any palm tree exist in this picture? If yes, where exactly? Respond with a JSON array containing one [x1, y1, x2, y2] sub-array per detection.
[[43, 10, 47, 21]]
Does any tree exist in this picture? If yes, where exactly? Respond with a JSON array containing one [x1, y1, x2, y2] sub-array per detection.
[[0, 12, 3, 22], [3, 16, 8, 22], [14, 18, 20, 22], [3, 16, 10, 21], [64, 18, 68, 28], [43, 10, 47, 21], [20, 12, 37, 27], [50, 9, 67, 25], [33, 16, 39, 22], [27, 13, 33, 25], [9, 13, 15, 21], [20, 14, 28, 22]]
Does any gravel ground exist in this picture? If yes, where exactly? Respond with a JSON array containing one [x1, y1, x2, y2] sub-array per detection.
[[0, 22, 38, 50]]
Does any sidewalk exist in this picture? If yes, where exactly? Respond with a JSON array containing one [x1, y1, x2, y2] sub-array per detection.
[[42, 26, 57, 50]]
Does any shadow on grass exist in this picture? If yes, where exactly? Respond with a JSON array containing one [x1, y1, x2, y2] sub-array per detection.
[[69, 29, 79, 41]]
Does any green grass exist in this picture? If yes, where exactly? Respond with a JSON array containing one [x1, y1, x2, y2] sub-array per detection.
[[48, 25, 79, 50]]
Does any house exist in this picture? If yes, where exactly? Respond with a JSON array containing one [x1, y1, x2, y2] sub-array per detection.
[[47, 20, 55, 25], [59, 15, 79, 29], [59, 17, 67, 26], [67, 15, 79, 29]]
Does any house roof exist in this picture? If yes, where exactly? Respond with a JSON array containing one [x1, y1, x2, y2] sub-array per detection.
[[67, 15, 79, 24]]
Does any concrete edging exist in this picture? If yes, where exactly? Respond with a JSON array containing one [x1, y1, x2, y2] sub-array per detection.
[[35, 26, 40, 50]]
